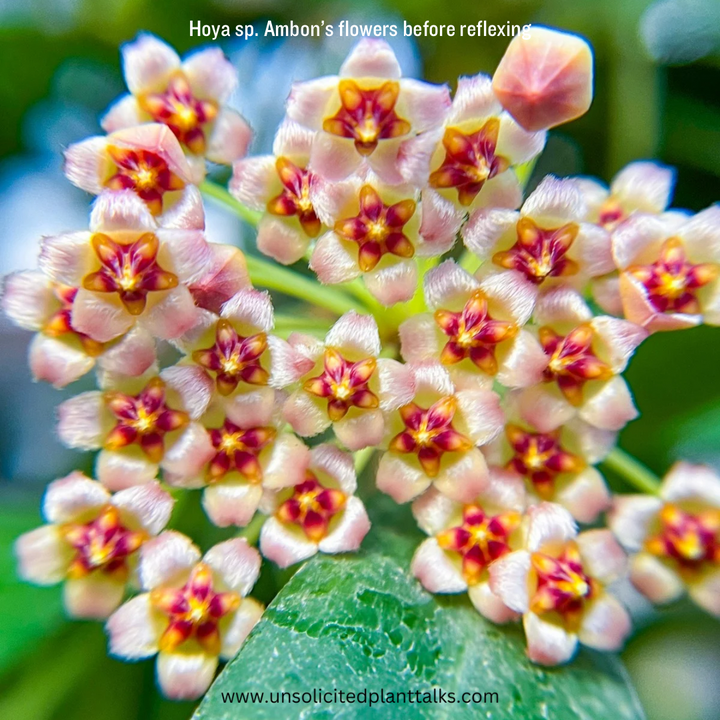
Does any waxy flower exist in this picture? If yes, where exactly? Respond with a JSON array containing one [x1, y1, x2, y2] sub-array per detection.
[[57, 366, 214, 490], [411, 476, 526, 623], [38, 191, 211, 343], [610, 207, 720, 331], [492, 26, 594, 132], [167, 390, 310, 528], [609, 462, 720, 616], [310, 173, 457, 305], [15, 473, 173, 619], [260, 444, 371, 568], [106, 532, 264, 700], [279, 311, 414, 451], [376, 363, 504, 504], [463, 176, 613, 291], [515, 286, 646, 432], [188, 243, 251, 314], [1, 270, 156, 388], [102, 33, 251, 176], [231, 121, 322, 265], [287, 39, 450, 184], [399, 260, 546, 390], [490, 503, 631, 665]]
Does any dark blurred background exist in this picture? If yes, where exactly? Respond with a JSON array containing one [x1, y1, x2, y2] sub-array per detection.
[[1, 0, 720, 718]]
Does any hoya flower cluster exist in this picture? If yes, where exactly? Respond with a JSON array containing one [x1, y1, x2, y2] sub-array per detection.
[[4, 26, 720, 702]]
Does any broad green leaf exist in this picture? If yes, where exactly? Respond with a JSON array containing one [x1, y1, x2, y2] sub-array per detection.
[[194, 510, 645, 720]]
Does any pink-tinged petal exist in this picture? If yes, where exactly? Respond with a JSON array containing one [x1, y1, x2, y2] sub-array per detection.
[[448, 74, 501, 123], [579, 593, 631, 651], [64, 574, 126, 619], [98, 327, 156, 378], [1, 270, 55, 330], [263, 433, 310, 490], [493, 26, 593, 132], [334, 408, 385, 451], [456, 388, 505, 445], [220, 287, 274, 333], [462, 208, 519, 259], [411, 486, 459, 536], [309, 133, 362, 183], [90, 189, 158, 232], [418, 190, 464, 256], [63, 136, 107, 193], [368, 137, 408, 185], [138, 531, 201, 590], [111, 481, 174, 535], [567, 418, 617, 464], [202, 482, 263, 528], [310, 443, 357, 495], [608, 495, 663, 551], [156, 652, 218, 701], [522, 175, 586, 224], [629, 552, 684, 605], [496, 331, 547, 388], [161, 364, 214, 419], [339, 39, 401, 79], [660, 461, 720, 506], [411, 361, 455, 396], [220, 597, 264, 659], [309, 231, 361, 284], [257, 216, 311, 266], [376, 452, 432, 503], [56, 392, 105, 451], [29, 335, 96, 388], [488, 549, 531, 613], [524, 611, 578, 665], [283, 390, 331, 437], [411, 538, 467, 593], [580, 376, 638, 431], [592, 274, 624, 316], [364, 259, 418, 306], [308, 174, 359, 227], [475, 170, 524, 211], [574, 222, 614, 277], [591, 316, 648, 373], [398, 79, 451, 132], [203, 538, 261, 595], [688, 568, 720, 617], [468, 582, 519, 623], [229, 156, 276, 210], [534, 284, 593, 327], [190, 244, 249, 313], [206, 108, 252, 165], [156, 228, 211, 283], [612, 214, 668, 269], [96, 449, 158, 491], [70, 290, 135, 343], [158, 185, 205, 230], [106, 593, 160, 660], [121, 33, 179, 94], [318, 496, 371, 554], [611, 161, 675, 214], [479, 269, 538, 325], [482, 466, 527, 511], [376, 358, 416, 410], [526, 502, 577, 552], [182, 46, 236, 101], [557, 467, 611, 524], [38, 232, 94, 286], [325, 310, 381, 358], [423, 260, 480, 310], [496, 114, 547, 165], [260, 517, 318, 568], [272, 119, 315, 157], [398, 314, 441, 363], [575, 177, 608, 218], [266, 336, 315, 388], [397, 130, 440, 187], [433, 449, 488, 503], [15, 525, 71, 584], [517, 385, 575, 432], [101, 94, 142, 133], [577, 529, 627, 584], [223, 387, 277, 428], [286, 76, 338, 130], [678, 205, 720, 262]]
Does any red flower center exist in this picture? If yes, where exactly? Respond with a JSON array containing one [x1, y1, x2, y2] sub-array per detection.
[[437, 503, 521, 584], [597, 197, 626, 231], [83, 233, 178, 316], [266, 157, 321, 238], [322, 79, 411, 156], [62, 505, 147, 580], [207, 419, 277, 483], [44, 284, 105, 356], [628, 237, 718, 315], [139, 73, 218, 154], [334, 185, 416, 272], [540, 324, 612, 406], [303, 348, 378, 421], [151, 563, 240, 655], [192, 319, 269, 396], [276, 472, 347, 542], [429, 120, 509, 206], [435, 290, 516, 374], [104, 377, 189, 462], [389, 396, 473, 478], [493, 217, 580, 284]]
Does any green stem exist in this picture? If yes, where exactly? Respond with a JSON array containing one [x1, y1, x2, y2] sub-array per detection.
[[238, 512, 266, 546], [601, 447, 661, 494], [201, 180, 262, 226], [354, 447, 376, 476]]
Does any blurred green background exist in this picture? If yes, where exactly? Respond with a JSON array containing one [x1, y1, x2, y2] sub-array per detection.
[[1, 0, 720, 718]]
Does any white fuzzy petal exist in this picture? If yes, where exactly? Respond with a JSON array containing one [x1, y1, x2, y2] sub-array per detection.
[[488, 550, 531, 613], [106, 593, 161, 659], [156, 651, 217, 701], [138, 531, 200, 590], [411, 538, 467, 593], [524, 611, 578, 666], [318, 496, 371, 554], [204, 538, 261, 595], [526, 502, 577, 552], [15, 525, 71, 585], [111, 481, 174, 535], [259, 517, 318, 568]]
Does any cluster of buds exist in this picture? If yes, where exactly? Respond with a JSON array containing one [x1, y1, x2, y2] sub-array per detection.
[[4, 25, 720, 703]]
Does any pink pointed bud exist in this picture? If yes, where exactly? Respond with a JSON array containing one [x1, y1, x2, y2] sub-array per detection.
[[492, 26, 593, 132]]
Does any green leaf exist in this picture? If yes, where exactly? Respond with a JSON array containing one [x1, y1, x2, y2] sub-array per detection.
[[194, 507, 645, 720]]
